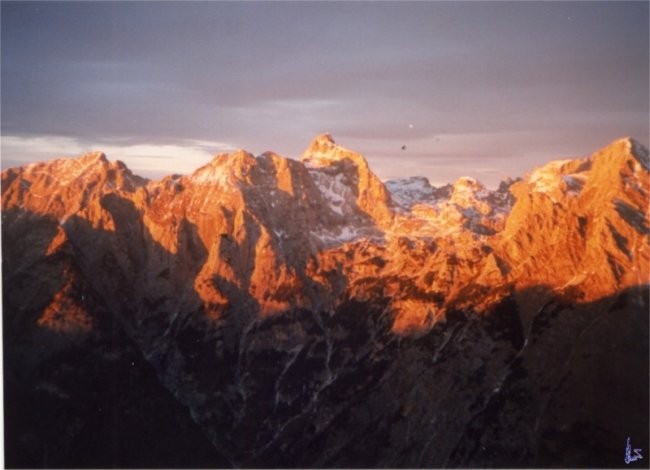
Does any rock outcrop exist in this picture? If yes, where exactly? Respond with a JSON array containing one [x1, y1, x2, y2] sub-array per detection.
[[2, 136, 648, 468]]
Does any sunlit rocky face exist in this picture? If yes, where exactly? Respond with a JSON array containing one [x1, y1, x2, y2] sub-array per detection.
[[5, 135, 647, 329], [2, 136, 648, 467]]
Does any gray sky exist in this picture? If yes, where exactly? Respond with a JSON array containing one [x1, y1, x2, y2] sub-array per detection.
[[2, 1, 648, 187]]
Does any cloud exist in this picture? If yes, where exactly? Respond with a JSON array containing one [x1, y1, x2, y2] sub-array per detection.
[[2, 2, 646, 183], [1, 134, 234, 178], [1, 135, 88, 164]]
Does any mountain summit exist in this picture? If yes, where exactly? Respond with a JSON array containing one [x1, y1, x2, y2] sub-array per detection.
[[301, 132, 338, 160], [2, 136, 648, 468]]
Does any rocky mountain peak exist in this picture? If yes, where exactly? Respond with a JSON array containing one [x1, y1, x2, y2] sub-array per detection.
[[189, 149, 257, 186], [0, 150, 146, 221], [451, 176, 485, 196], [298, 134, 393, 225], [453, 176, 481, 188], [80, 150, 108, 164], [589, 136, 648, 178], [445, 176, 491, 212], [301, 133, 369, 170], [305, 132, 336, 153]]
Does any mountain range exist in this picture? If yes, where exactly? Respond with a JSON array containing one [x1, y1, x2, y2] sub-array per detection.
[[2, 134, 648, 468]]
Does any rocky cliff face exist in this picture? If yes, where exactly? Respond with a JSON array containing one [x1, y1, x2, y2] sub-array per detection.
[[2, 136, 648, 468]]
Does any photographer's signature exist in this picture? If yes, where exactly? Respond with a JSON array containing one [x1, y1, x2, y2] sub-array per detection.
[[625, 437, 643, 464]]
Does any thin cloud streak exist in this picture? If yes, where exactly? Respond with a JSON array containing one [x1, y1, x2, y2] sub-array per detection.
[[1, 134, 235, 179]]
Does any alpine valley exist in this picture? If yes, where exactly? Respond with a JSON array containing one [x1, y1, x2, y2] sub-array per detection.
[[2, 134, 649, 468]]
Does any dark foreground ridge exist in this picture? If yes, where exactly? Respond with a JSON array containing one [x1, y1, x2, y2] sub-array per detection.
[[2, 206, 648, 468]]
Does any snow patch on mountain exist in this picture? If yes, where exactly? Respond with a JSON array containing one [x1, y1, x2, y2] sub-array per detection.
[[385, 177, 435, 208], [309, 170, 352, 216], [561, 174, 586, 196], [311, 225, 365, 245]]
